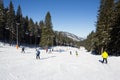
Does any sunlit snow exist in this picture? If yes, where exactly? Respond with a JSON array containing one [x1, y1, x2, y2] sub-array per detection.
[[0, 43, 120, 80]]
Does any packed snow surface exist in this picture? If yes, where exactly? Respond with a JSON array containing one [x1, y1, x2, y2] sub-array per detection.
[[0, 44, 120, 80]]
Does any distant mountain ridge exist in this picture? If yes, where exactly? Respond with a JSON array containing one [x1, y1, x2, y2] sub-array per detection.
[[56, 31, 84, 41]]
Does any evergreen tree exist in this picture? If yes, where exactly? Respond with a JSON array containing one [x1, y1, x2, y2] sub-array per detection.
[[84, 31, 96, 52], [7, 1, 16, 44], [108, 0, 120, 56], [39, 21, 46, 47], [0, 0, 5, 40], [4, 7, 10, 42], [34, 22, 40, 45], [95, 0, 114, 54], [16, 5, 23, 44], [28, 18, 34, 44], [24, 16, 29, 32], [16, 5, 22, 23], [24, 16, 29, 44], [45, 12, 54, 47]]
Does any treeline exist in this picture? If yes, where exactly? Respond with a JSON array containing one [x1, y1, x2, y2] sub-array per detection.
[[82, 0, 120, 56], [54, 31, 81, 47], [0, 0, 80, 48]]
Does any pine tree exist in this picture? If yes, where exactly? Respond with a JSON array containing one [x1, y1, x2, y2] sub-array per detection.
[[84, 31, 96, 52], [16, 5, 23, 44], [16, 5, 22, 23], [28, 18, 34, 44], [108, 0, 120, 56], [7, 1, 16, 44], [34, 22, 40, 45], [39, 21, 46, 47], [24, 16, 29, 31], [4, 7, 9, 42], [95, 0, 114, 54], [22, 16, 29, 44], [45, 12, 54, 47], [0, 0, 5, 40]]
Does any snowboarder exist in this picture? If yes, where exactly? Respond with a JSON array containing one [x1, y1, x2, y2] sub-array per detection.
[[36, 49, 40, 59], [21, 47, 25, 53], [101, 51, 108, 64]]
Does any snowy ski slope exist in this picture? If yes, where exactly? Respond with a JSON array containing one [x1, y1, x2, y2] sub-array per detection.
[[0, 44, 120, 80]]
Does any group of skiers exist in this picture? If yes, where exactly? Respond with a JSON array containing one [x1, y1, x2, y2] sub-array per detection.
[[20, 46, 109, 63], [69, 50, 109, 64], [70, 51, 78, 56], [38, 50, 108, 63], [21, 47, 41, 59]]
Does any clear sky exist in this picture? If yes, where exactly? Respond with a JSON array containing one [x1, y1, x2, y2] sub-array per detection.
[[4, 0, 100, 38]]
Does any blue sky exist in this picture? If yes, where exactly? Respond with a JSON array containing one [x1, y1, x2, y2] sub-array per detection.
[[4, 0, 100, 38]]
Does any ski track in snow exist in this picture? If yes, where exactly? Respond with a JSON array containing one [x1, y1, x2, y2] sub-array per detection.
[[0, 44, 120, 80]]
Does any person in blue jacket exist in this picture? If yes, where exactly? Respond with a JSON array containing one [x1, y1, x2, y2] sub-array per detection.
[[36, 49, 40, 59]]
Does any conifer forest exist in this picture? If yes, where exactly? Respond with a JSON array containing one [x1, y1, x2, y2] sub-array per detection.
[[0, 0, 120, 56]]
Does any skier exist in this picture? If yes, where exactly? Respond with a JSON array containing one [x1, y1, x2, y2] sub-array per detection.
[[76, 51, 78, 56], [21, 47, 25, 53], [101, 51, 108, 64], [70, 51, 72, 55], [46, 48, 48, 53], [36, 49, 40, 59]]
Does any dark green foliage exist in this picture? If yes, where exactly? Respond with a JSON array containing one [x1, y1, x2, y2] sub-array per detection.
[[0, 1, 40, 45], [0, 1, 81, 48], [83, 0, 120, 56], [54, 31, 81, 47], [0, 0, 5, 39], [95, 0, 114, 53], [4, 1, 16, 44], [16, 5, 24, 44], [39, 21, 46, 47], [40, 12, 54, 47], [45, 12, 54, 47], [83, 31, 96, 52], [107, 0, 120, 56]]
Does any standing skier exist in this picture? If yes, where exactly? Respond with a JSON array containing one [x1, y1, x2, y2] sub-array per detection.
[[70, 51, 72, 55], [21, 47, 25, 53], [36, 49, 40, 59], [76, 51, 78, 56], [101, 51, 108, 64], [46, 48, 48, 53]]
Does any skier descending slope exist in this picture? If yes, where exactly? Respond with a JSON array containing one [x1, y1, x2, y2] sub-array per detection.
[[76, 51, 78, 56], [101, 51, 108, 64], [36, 49, 40, 59], [21, 47, 25, 53]]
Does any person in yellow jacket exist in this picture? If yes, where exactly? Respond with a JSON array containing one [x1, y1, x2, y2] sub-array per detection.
[[101, 51, 108, 64]]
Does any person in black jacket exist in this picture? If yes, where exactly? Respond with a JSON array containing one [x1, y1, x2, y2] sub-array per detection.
[[21, 47, 25, 53]]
